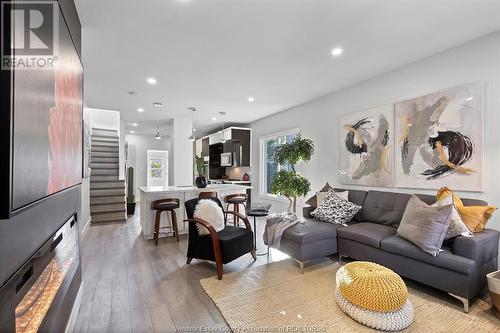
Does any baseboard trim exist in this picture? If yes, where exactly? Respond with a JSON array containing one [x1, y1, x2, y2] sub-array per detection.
[[64, 281, 84, 333], [81, 218, 91, 239]]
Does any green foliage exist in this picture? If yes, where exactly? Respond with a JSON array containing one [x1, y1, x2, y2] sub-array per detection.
[[271, 170, 310, 198], [271, 134, 314, 212], [127, 166, 135, 203], [195, 155, 205, 177], [274, 134, 314, 168]]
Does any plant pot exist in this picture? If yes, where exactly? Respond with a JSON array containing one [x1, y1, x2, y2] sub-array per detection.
[[487, 270, 500, 316], [127, 202, 136, 215], [195, 176, 208, 188]]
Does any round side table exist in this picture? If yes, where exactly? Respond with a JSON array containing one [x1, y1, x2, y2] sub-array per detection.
[[247, 206, 270, 256]]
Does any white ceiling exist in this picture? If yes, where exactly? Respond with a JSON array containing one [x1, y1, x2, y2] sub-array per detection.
[[75, 0, 500, 135]]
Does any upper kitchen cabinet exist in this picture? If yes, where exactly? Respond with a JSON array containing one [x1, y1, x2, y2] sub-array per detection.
[[195, 138, 203, 157], [208, 127, 251, 167], [202, 137, 210, 158], [229, 128, 251, 167], [195, 137, 211, 158]]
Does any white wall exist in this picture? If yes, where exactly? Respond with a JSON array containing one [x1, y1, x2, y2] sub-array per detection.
[[124, 134, 172, 199], [250, 31, 500, 237], [172, 116, 194, 186], [88, 108, 120, 130], [80, 108, 91, 235]]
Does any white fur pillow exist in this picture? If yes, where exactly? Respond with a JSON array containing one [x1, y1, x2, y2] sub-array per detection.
[[193, 199, 225, 235]]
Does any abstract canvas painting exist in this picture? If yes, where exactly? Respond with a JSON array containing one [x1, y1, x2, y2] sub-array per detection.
[[394, 81, 483, 191], [339, 105, 394, 186]]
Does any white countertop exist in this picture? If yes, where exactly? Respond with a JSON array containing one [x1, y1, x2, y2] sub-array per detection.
[[138, 184, 252, 193], [210, 179, 252, 184]]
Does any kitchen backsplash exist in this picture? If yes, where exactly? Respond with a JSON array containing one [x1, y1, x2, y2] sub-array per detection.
[[225, 166, 251, 180]]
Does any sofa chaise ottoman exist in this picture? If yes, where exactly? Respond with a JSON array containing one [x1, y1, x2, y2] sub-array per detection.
[[279, 189, 367, 271]]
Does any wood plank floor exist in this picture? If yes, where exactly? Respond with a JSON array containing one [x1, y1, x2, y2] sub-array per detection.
[[73, 206, 292, 333]]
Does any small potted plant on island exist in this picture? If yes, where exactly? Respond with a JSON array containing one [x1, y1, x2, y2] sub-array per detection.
[[194, 156, 207, 188], [271, 134, 314, 213], [126, 166, 136, 215]]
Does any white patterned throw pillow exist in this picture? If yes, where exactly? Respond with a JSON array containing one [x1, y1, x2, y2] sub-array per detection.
[[193, 199, 225, 235], [311, 189, 362, 225]]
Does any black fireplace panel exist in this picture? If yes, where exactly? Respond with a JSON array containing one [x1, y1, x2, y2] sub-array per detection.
[[0, 186, 81, 289], [0, 214, 80, 333]]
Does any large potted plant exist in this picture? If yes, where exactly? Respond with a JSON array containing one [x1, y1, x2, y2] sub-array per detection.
[[271, 134, 314, 212], [126, 166, 136, 215], [194, 155, 207, 188]]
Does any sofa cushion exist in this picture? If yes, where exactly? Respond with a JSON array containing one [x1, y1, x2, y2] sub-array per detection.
[[381, 235, 475, 274], [282, 218, 339, 244], [337, 222, 396, 248], [360, 191, 411, 226]]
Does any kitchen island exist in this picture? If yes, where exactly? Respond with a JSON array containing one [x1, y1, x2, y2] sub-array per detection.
[[138, 184, 252, 240]]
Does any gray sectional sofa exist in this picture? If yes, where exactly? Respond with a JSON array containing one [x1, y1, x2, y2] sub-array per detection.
[[279, 188, 499, 312]]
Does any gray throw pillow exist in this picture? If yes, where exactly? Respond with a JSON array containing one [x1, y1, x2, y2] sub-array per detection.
[[397, 195, 453, 256], [311, 189, 361, 225]]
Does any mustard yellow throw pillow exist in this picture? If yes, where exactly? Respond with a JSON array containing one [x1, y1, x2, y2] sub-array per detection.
[[436, 187, 496, 232]]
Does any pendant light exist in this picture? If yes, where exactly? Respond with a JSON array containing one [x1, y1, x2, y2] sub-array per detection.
[[219, 111, 227, 143], [187, 107, 196, 141], [155, 121, 161, 140], [220, 121, 226, 143]]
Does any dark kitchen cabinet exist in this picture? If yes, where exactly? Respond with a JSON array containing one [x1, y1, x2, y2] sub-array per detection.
[[228, 128, 251, 167]]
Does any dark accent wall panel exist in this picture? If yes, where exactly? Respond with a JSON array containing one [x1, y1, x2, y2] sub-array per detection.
[[0, 185, 81, 286], [0, 0, 82, 287], [58, 0, 82, 58], [0, 0, 82, 218]]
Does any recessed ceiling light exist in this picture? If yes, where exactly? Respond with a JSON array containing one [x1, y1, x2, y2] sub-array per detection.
[[192, 128, 196, 132], [248, 96, 255, 102], [130, 130, 135, 134], [212, 117, 217, 121], [137, 108, 144, 112], [153, 102, 162, 108], [132, 123, 138, 127], [331, 47, 343, 57], [466, 97, 474, 101], [147, 77, 157, 84]]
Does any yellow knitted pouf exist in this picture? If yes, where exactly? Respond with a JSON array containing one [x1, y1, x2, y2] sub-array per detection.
[[336, 261, 408, 312]]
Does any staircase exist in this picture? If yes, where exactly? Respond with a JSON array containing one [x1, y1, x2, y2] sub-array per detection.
[[90, 128, 127, 224]]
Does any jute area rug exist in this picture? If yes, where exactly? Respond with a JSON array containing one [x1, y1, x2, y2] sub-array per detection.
[[200, 259, 499, 332]]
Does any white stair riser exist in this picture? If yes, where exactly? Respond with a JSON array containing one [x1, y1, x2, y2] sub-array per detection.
[[90, 196, 126, 205], [90, 163, 119, 169], [91, 169, 119, 176], [91, 188, 126, 197], [92, 128, 118, 137]]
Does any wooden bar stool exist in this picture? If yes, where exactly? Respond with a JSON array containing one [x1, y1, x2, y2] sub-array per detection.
[[198, 191, 218, 199], [224, 193, 248, 226], [151, 198, 180, 245]]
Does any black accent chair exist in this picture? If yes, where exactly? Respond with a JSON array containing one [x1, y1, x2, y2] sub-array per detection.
[[184, 197, 256, 279]]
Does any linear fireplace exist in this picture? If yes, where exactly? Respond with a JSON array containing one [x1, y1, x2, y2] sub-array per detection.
[[0, 215, 81, 333]]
